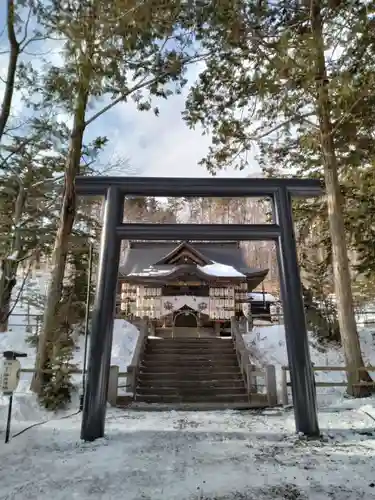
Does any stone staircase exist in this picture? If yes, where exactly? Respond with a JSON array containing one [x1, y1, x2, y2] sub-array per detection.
[[128, 336, 257, 409]]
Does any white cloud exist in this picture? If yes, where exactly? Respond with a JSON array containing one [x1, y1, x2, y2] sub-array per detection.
[[109, 65, 261, 178], [0, 41, 260, 179]]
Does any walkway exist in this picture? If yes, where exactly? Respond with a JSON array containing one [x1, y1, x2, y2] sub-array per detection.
[[1, 406, 374, 499]]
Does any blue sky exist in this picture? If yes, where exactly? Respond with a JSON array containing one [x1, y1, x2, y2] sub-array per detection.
[[0, 6, 260, 178]]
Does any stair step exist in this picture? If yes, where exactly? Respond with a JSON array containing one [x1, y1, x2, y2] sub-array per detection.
[[147, 335, 231, 342], [147, 346, 233, 350], [140, 366, 239, 372], [144, 353, 236, 358], [148, 339, 233, 345], [148, 344, 233, 348], [140, 365, 242, 371], [124, 402, 257, 411], [136, 386, 247, 396], [142, 358, 238, 366], [145, 346, 235, 352], [135, 393, 250, 403], [138, 371, 243, 380], [137, 379, 245, 388], [143, 354, 237, 362]]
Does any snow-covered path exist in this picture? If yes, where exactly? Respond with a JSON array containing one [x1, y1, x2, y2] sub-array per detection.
[[1, 407, 375, 500]]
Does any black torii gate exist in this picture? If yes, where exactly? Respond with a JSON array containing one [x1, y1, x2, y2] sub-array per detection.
[[75, 176, 322, 441]]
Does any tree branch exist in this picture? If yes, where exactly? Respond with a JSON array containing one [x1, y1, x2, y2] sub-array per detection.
[[250, 112, 316, 141], [0, 0, 20, 141], [84, 54, 210, 128]]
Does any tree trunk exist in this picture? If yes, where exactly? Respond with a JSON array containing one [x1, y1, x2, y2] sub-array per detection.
[[0, 0, 20, 141], [310, 0, 372, 396], [0, 260, 18, 332], [0, 260, 12, 332], [0, 183, 26, 331], [31, 93, 89, 394], [31, 5, 99, 395]]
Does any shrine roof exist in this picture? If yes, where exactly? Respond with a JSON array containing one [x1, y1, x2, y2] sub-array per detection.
[[118, 241, 268, 287]]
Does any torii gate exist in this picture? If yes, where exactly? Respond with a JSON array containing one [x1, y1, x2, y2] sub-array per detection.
[[75, 176, 322, 441]]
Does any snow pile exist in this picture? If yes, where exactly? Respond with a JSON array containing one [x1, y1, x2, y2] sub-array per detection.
[[245, 324, 375, 405], [199, 262, 245, 277], [0, 319, 139, 424]]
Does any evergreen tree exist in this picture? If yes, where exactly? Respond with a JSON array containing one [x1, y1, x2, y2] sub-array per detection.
[[0, 0, 57, 330], [0, 116, 68, 330], [184, 0, 375, 395], [31, 0, 205, 396]]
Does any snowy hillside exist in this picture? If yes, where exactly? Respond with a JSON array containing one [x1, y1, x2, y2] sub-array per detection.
[[245, 324, 375, 405]]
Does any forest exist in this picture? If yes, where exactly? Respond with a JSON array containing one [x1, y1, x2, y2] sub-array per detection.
[[1, 0, 375, 407]]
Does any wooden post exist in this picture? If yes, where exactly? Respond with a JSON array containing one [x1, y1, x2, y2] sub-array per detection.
[[265, 365, 277, 406], [248, 309, 253, 332], [281, 366, 288, 406], [27, 303, 31, 331], [149, 320, 156, 336], [107, 365, 119, 407], [248, 364, 257, 393], [239, 316, 247, 333], [214, 321, 220, 335], [126, 366, 136, 395]]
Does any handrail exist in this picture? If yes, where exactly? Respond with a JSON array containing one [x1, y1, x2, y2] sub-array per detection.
[[127, 317, 149, 394], [230, 316, 278, 405], [230, 316, 256, 394]]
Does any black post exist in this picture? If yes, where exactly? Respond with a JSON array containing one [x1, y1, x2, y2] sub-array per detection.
[[273, 187, 320, 437], [80, 187, 124, 441], [5, 394, 13, 443], [80, 242, 94, 411], [2, 350, 27, 443]]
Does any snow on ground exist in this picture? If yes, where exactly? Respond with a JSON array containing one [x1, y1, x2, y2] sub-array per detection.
[[1, 322, 374, 500], [245, 324, 375, 406], [9, 268, 50, 318], [0, 319, 139, 423], [1, 406, 375, 499], [1, 270, 375, 499]]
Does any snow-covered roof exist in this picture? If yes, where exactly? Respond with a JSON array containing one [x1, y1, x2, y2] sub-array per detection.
[[126, 263, 248, 282], [198, 263, 245, 278], [119, 241, 266, 278], [128, 266, 173, 277]]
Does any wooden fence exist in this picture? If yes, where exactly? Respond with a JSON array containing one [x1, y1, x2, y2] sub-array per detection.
[[281, 365, 375, 406], [7, 313, 43, 332], [19, 367, 126, 407]]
